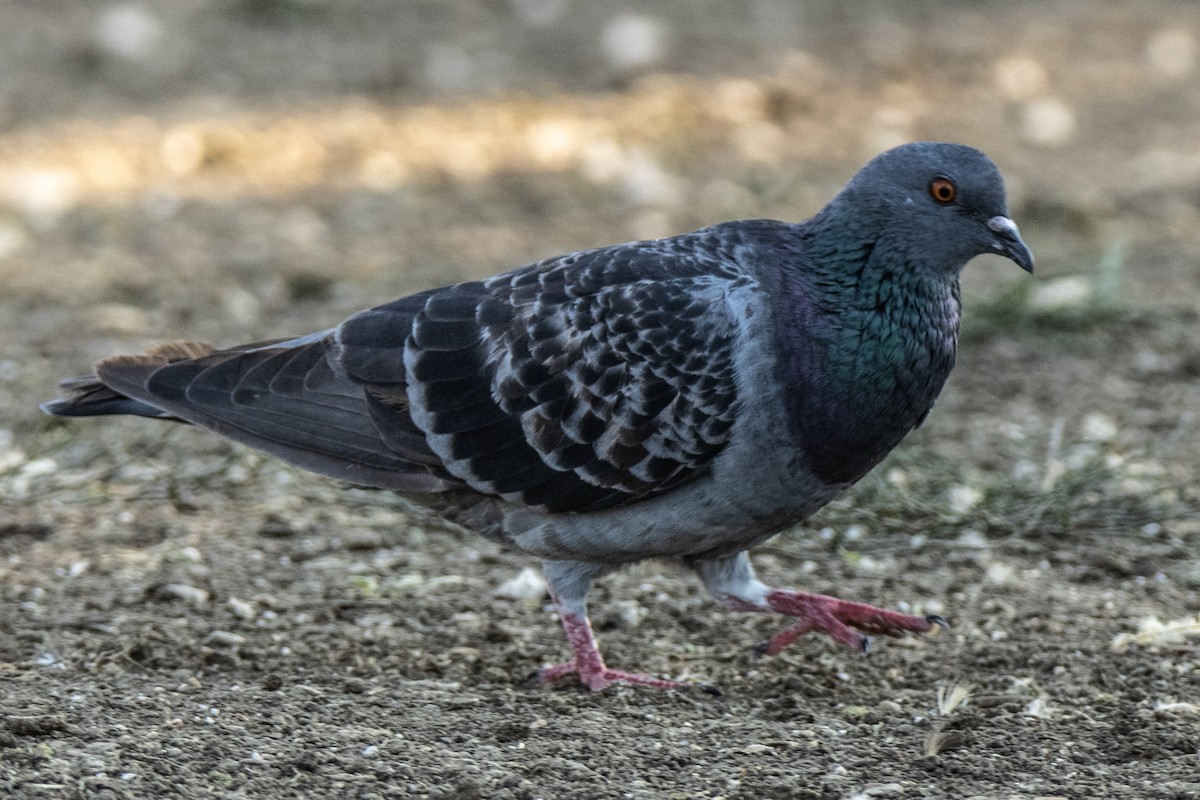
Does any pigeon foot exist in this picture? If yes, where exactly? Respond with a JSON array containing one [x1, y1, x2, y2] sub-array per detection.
[[759, 589, 938, 656], [541, 609, 682, 691]]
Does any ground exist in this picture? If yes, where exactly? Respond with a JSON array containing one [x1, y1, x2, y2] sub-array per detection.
[[2, 2, 1200, 798]]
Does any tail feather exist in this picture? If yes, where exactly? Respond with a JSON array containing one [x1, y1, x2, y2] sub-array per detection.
[[42, 338, 454, 494], [41, 342, 216, 420], [40, 381, 178, 419]]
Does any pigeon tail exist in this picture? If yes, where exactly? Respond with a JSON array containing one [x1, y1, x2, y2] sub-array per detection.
[[41, 378, 179, 420], [41, 342, 217, 421], [43, 339, 454, 494]]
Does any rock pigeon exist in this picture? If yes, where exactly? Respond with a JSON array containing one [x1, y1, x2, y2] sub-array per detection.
[[43, 142, 1033, 691]]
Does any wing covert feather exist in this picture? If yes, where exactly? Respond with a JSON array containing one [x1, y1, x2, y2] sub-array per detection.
[[335, 232, 753, 512]]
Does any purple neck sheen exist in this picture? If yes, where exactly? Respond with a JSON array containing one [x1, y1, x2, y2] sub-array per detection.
[[771, 244, 961, 487]]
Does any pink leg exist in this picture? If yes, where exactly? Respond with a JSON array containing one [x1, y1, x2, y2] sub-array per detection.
[[757, 589, 943, 656], [539, 604, 683, 691], [538, 561, 685, 691], [695, 553, 944, 657]]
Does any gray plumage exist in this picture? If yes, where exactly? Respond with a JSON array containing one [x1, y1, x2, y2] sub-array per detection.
[[43, 142, 1033, 690]]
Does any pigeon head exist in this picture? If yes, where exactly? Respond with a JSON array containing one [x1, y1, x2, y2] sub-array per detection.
[[835, 141, 1034, 275]]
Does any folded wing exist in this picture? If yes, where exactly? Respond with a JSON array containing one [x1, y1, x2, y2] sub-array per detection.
[[49, 233, 751, 513]]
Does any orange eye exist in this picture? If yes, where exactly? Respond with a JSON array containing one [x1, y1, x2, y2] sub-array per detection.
[[929, 177, 957, 204]]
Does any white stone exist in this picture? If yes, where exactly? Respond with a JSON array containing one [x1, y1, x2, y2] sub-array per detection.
[[228, 597, 257, 620], [4, 169, 82, 221], [494, 566, 547, 600], [89, 303, 149, 336], [985, 561, 1015, 585], [1147, 28, 1196, 78], [1021, 99, 1076, 146], [205, 630, 246, 647], [160, 584, 210, 606], [525, 118, 585, 168], [0, 430, 26, 473], [1030, 275, 1091, 309], [621, 149, 680, 207], [1080, 413, 1118, 443], [601, 14, 667, 70], [19, 457, 57, 478], [946, 484, 983, 515], [955, 529, 988, 549], [885, 467, 909, 489], [221, 287, 262, 326], [0, 221, 27, 260], [580, 137, 627, 184], [993, 56, 1048, 101], [160, 126, 205, 175], [615, 599, 646, 629], [95, 3, 163, 63], [1023, 696, 1054, 718]]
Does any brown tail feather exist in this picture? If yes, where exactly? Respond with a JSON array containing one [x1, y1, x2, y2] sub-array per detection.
[[41, 340, 214, 420], [95, 341, 215, 376]]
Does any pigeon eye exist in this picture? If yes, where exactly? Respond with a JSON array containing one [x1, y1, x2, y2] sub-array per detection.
[[929, 177, 957, 205]]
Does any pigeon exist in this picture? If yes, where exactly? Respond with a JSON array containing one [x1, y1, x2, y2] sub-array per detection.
[[43, 142, 1033, 691]]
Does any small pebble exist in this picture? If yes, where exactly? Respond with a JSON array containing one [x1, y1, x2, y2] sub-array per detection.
[[94, 3, 162, 63], [158, 584, 210, 606], [601, 14, 667, 70], [205, 630, 246, 647], [1021, 98, 1076, 146], [227, 597, 257, 620], [1147, 28, 1196, 77], [1080, 413, 1118, 443], [494, 567, 547, 600], [993, 55, 1048, 101]]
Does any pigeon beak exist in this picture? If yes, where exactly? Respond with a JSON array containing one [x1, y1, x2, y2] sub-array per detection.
[[987, 215, 1034, 274]]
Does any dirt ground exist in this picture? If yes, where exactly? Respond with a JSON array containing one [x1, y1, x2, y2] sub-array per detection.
[[2, 2, 1200, 798]]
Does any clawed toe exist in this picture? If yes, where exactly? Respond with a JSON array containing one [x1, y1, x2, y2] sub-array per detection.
[[756, 588, 942, 656]]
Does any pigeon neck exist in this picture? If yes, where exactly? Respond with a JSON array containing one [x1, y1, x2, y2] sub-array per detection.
[[773, 233, 962, 487]]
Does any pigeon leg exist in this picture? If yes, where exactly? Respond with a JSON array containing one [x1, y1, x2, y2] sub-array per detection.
[[693, 552, 940, 656], [538, 560, 683, 691]]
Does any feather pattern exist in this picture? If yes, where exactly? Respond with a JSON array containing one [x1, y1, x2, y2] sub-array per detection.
[[334, 232, 751, 512]]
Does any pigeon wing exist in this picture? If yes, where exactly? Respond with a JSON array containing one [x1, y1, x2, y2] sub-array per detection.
[[335, 237, 748, 513]]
